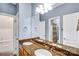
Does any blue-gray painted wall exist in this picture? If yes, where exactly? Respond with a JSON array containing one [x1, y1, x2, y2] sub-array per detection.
[[0, 3, 17, 15], [18, 3, 32, 39], [40, 3, 79, 21]]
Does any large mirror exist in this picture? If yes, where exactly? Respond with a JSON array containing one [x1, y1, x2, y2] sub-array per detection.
[[63, 12, 79, 48]]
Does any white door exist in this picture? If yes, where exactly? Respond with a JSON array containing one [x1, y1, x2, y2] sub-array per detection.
[[0, 14, 14, 53]]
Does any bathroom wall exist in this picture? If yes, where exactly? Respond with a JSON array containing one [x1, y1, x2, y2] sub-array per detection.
[[31, 13, 40, 38], [0, 3, 17, 15], [32, 15, 45, 39], [19, 3, 32, 39], [19, 3, 45, 40], [63, 12, 79, 48], [31, 4, 40, 38], [37, 21, 45, 39]]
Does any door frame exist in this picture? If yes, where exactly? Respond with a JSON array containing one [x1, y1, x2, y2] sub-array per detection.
[[0, 12, 17, 55], [48, 16, 61, 43]]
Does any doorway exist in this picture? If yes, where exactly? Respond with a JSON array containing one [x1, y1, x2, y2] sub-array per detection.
[[49, 17, 60, 44], [51, 20, 58, 43]]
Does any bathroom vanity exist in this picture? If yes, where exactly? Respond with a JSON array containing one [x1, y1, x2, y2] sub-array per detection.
[[19, 37, 79, 56]]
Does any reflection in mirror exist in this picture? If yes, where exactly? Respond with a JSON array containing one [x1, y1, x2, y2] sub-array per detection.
[[77, 19, 79, 31], [48, 16, 61, 44]]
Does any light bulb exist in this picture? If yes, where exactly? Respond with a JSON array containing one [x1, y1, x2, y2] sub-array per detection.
[[44, 9, 48, 12], [48, 6, 52, 10], [36, 7, 40, 13], [40, 10, 45, 14], [39, 5, 43, 10]]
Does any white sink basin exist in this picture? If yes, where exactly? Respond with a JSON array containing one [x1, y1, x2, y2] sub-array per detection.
[[35, 49, 52, 56], [23, 42, 33, 45]]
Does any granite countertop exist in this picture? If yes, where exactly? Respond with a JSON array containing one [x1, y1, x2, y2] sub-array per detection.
[[19, 38, 79, 56], [33, 39, 79, 56]]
